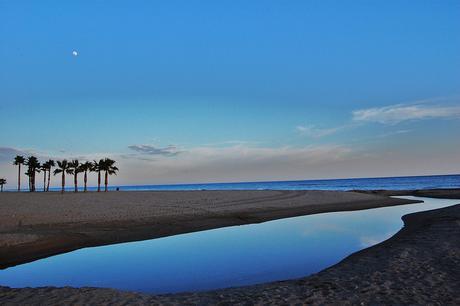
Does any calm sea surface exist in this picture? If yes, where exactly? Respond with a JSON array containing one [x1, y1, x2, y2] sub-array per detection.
[[51, 174, 459, 192], [1, 196, 459, 294]]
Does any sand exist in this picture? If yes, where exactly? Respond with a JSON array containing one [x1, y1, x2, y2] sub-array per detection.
[[1, 199, 459, 305], [0, 190, 418, 268], [355, 188, 460, 199]]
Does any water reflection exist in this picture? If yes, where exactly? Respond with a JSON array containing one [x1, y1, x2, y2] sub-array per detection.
[[0, 196, 458, 294]]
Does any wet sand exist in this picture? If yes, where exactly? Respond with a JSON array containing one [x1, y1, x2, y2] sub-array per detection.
[[1, 199, 459, 305], [0, 190, 418, 269], [354, 188, 460, 199]]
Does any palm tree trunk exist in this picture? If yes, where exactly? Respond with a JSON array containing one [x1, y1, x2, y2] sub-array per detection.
[[47, 170, 51, 192], [104, 171, 108, 192], [61, 172, 65, 194], [74, 173, 78, 192], [84, 171, 88, 192], [1, 185, 3, 192], [31, 170, 35, 192], [97, 171, 101, 192], [17, 164, 21, 192], [43, 171, 47, 192]]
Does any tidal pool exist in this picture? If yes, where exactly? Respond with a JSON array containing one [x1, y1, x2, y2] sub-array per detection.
[[0, 196, 458, 294]]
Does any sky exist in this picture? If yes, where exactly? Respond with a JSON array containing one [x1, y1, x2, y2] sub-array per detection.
[[1, 0, 460, 188]]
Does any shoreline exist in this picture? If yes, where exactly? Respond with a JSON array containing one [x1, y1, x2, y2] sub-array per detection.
[[1, 196, 459, 304], [0, 190, 421, 269], [353, 188, 460, 199]]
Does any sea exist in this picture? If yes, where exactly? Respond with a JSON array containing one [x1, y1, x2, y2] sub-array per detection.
[[106, 174, 460, 192]]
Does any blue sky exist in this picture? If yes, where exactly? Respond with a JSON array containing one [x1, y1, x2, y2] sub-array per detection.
[[1, 1, 460, 187]]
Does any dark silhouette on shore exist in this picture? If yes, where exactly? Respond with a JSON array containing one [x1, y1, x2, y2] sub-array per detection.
[[0, 178, 6, 192], [93, 159, 104, 192], [42, 160, 55, 192], [101, 158, 119, 192], [13, 156, 25, 192], [5, 156, 119, 193], [68, 160, 83, 193], [79, 161, 93, 192], [25, 156, 40, 192]]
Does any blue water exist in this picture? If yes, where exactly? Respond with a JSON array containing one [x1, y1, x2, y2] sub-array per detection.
[[17, 174, 459, 192], [0, 196, 459, 294], [82, 174, 460, 192]]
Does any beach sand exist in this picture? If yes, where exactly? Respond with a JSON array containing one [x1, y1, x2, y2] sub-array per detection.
[[0, 190, 418, 269], [355, 188, 460, 199], [1, 198, 459, 305]]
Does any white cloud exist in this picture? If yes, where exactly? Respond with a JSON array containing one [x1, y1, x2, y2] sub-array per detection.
[[375, 129, 412, 138], [359, 232, 394, 247], [116, 144, 354, 184], [126, 144, 352, 167], [186, 144, 351, 163], [2, 141, 460, 188], [296, 125, 345, 138], [1, 144, 354, 185], [201, 140, 262, 147], [352, 103, 460, 124]]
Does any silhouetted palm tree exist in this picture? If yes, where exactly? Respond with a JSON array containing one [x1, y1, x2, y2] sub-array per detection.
[[67, 160, 83, 192], [43, 160, 55, 192], [24, 168, 32, 191], [0, 178, 6, 192], [25, 156, 40, 192], [13, 155, 25, 192], [93, 159, 104, 192], [79, 161, 93, 192], [101, 158, 118, 192], [53, 160, 72, 193], [40, 163, 48, 192]]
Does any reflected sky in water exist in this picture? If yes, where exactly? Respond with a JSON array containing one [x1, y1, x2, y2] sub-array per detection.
[[0, 196, 459, 294]]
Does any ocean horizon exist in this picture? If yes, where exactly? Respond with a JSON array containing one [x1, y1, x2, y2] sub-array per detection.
[[29, 174, 459, 193]]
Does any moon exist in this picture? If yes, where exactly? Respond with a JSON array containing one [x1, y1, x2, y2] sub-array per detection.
[[72, 50, 78, 57]]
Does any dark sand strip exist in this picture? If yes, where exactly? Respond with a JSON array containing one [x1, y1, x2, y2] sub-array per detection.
[[354, 188, 460, 199]]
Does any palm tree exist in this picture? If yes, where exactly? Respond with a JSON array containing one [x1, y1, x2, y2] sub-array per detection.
[[25, 156, 40, 192], [0, 178, 6, 192], [43, 160, 55, 192], [93, 159, 104, 192], [100, 158, 119, 192], [24, 168, 32, 191], [53, 160, 72, 193], [40, 163, 48, 192], [67, 160, 82, 192], [13, 155, 25, 192], [79, 161, 93, 192]]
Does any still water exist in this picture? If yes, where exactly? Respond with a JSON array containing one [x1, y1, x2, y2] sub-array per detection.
[[46, 174, 460, 192], [0, 196, 458, 294]]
